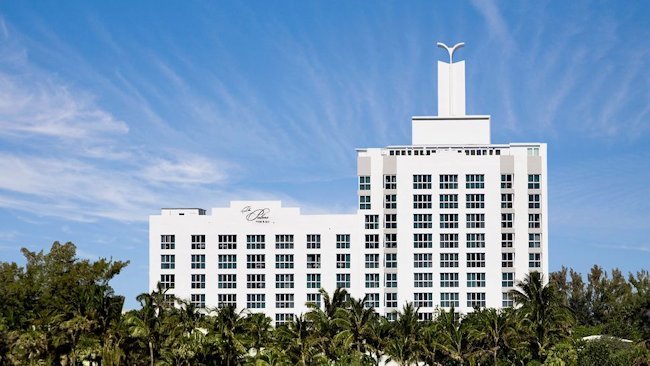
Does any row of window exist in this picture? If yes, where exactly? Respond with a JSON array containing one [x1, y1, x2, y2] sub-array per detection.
[[361, 213, 542, 229], [360, 174, 541, 191], [162, 234, 354, 251], [379, 193, 541, 210]]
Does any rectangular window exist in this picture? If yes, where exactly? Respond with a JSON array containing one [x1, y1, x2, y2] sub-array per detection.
[[218, 254, 237, 269], [365, 215, 379, 230], [439, 174, 458, 189], [218, 235, 237, 250], [365, 273, 379, 288], [466, 194, 485, 209], [528, 174, 541, 189], [384, 175, 397, 189], [440, 233, 459, 248], [336, 234, 350, 249], [191, 235, 205, 250], [440, 214, 459, 228], [246, 254, 265, 269], [191, 254, 205, 269], [440, 273, 459, 288], [440, 293, 459, 308], [385, 292, 398, 308], [527, 147, 540, 156], [275, 293, 294, 308], [247, 274, 265, 289], [413, 214, 433, 229], [365, 293, 380, 308], [217, 294, 237, 308], [275, 274, 294, 289], [307, 254, 321, 269], [385, 273, 397, 288], [306, 234, 321, 249], [365, 254, 379, 269], [359, 195, 371, 210], [336, 273, 351, 288], [306, 293, 321, 308], [161, 254, 175, 269], [529, 214, 541, 228], [307, 273, 321, 289], [501, 193, 513, 208], [467, 292, 486, 308], [440, 253, 459, 268], [414, 233, 433, 248], [501, 174, 513, 189], [501, 233, 514, 248], [529, 233, 541, 248], [160, 274, 175, 289], [529, 194, 541, 209], [337, 254, 351, 269], [467, 233, 485, 248], [414, 273, 433, 287], [217, 274, 236, 289], [466, 174, 485, 189], [466, 214, 485, 228], [246, 235, 265, 250], [413, 194, 432, 209], [501, 213, 514, 228], [385, 233, 397, 249], [529, 253, 541, 268], [467, 253, 486, 268], [502, 272, 514, 287], [502, 252, 514, 268], [247, 294, 265, 309], [385, 253, 397, 268], [191, 294, 205, 309], [414, 253, 433, 268], [385, 194, 397, 209], [439, 194, 459, 209], [359, 176, 371, 190], [413, 174, 432, 189], [161, 235, 175, 250], [275, 234, 294, 249], [275, 254, 294, 269], [467, 273, 486, 287], [502, 292, 514, 307], [275, 313, 294, 326], [414, 293, 433, 308], [365, 234, 380, 249], [385, 214, 397, 229]]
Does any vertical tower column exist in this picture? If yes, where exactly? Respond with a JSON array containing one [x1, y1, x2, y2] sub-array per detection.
[[437, 42, 466, 116]]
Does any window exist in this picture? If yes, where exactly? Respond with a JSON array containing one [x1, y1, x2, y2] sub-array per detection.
[[466, 214, 485, 228], [384, 175, 396, 189], [467, 233, 485, 248], [218, 274, 236, 289], [275, 274, 294, 289], [414, 253, 433, 268], [414, 293, 433, 308], [501, 193, 513, 208], [247, 235, 265, 250], [385, 253, 397, 268], [529, 214, 541, 228], [440, 273, 459, 288], [527, 147, 540, 156], [502, 272, 514, 287], [337, 254, 351, 268], [161, 255, 175, 269], [467, 292, 486, 308], [502, 292, 514, 307], [275, 254, 294, 269], [529, 233, 541, 248], [414, 273, 433, 287], [191, 235, 205, 250], [191, 254, 205, 269], [247, 254, 265, 269], [440, 175, 458, 189], [275, 235, 294, 249], [529, 253, 541, 268], [440, 253, 459, 268], [414, 214, 432, 228], [440, 214, 459, 228], [501, 213, 514, 228], [365, 273, 380, 288], [365, 254, 379, 268], [413, 174, 432, 189], [528, 174, 541, 189], [365, 293, 380, 308], [385, 194, 397, 209], [218, 254, 237, 269], [247, 294, 265, 309], [466, 194, 485, 209], [385, 273, 397, 288], [502, 252, 514, 268], [307, 274, 321, 289], [247, 274, 265, 289], [501, 174, 513, 189], [385, 293, 397, 308], [191, 294, 205, 309], [276, 294, 294, 308], [365, 215, 379, 229], [336, 274, 351, 288], [440, 233, 459, 248], [359, 176, 371, 190], [359, 195, 371, 210], [217, 294, 237, 308], [419, 312, 433, 321], [160, 274, 175, 289], [306, 234, 321, 249], [529, 194, 541, 209], [275, 313, 294, 326], [161, 235, 175, 250], [385, 233, 397, 248], [466, 174, 485, 189], [218, 235, 237, 250], [413, 194, 432, 209], [467, 253, 486, 268], [414, 233, 432, 248], [467, 273, 486, 287], [336, 234, 350, 249], [191, 274, 206, 289], [304, 254, 320, 269], [502, 233, 514, 248], [385, 214, 397, 229], [440, 194, 459, 209], [440, 293, 459, 308]]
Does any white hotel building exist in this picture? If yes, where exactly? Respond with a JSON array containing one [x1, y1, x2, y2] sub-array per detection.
[[149, 43, 548, 324]]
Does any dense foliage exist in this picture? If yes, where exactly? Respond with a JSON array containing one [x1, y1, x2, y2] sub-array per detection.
[[0, 242, 648, 365]]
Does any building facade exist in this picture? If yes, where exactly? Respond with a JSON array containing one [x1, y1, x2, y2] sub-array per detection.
[[149, 44, 548, 324]]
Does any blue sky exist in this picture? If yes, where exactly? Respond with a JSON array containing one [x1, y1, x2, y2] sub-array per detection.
[[0, 1, 648, 308]]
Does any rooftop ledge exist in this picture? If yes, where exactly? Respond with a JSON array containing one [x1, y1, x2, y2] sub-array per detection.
[[412, 115, 491, 120]]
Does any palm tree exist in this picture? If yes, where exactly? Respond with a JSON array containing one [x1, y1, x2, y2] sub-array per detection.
[[466, 308, 516, 365], [385, 303, 422, 366], [244, 312, 273, 363], [125, 284, 170, 366], [433, 308, 471, 365], [275, 314, 320, 365], [208, 305, 248, 365], [333, 296, 377, 360], [305, 288, 349, 360]]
